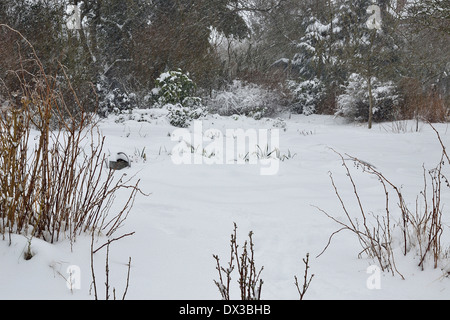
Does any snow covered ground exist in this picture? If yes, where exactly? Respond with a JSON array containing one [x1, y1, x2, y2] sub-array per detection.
[[1, 110, 450, 300]]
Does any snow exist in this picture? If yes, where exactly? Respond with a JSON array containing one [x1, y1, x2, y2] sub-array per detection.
[[1, 110, 450, 300]]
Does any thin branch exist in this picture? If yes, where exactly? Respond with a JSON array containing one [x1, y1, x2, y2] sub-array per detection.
[[122, 257, 132, 300], [294, 253, 314, 300], [93, 232, 135, 254]]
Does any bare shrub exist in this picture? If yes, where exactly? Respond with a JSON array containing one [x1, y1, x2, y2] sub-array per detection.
[[398, 78, 448, 126], [0, 25, 147, 244], [213, 223, 264, 300], [318, 128, 449, 277], [413, 124, 449, 269], [315, 149, 404, 279]]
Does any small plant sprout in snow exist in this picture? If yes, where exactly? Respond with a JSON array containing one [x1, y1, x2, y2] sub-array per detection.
[[131, 147, 147, 163]]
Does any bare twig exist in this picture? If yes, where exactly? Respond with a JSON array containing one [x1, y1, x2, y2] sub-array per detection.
[[91, 232, 134, 300], [90, 231, 98, 300], [93, 232, 135, 254], [122, 257, 132, 300], [294, 253, 314, 300]]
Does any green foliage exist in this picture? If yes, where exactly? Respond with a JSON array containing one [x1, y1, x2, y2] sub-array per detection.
[[287, 78, 325, 115], [153, 70, 197, 106], [166, 101, 205, 128], [152, 70, 205, 127]]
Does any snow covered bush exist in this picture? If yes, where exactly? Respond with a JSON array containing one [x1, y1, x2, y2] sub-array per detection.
[[336, 73, 399, 123], [96, 76, 137, 116], [166, 99, 205, 128], [152, 69, 197, 106], [206, 80, 282, 120], [98, 86, 137, 116], [287, 78, 325, 115], [152, 70, 205, 127]]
